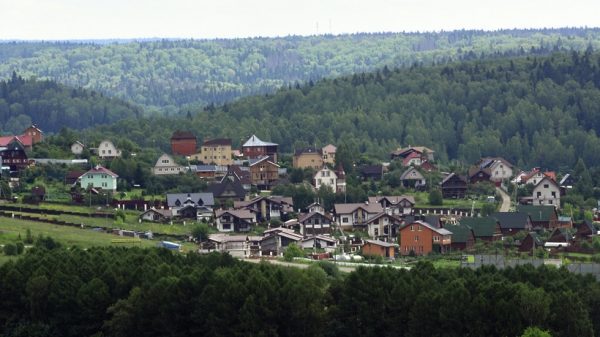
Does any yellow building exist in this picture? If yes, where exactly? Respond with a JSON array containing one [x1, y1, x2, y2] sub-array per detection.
[[192, 138, 233, 165], [293, 147, 323, 169]]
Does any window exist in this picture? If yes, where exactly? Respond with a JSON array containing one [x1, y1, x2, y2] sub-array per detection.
[[108, 150, 112, 154], [342, 217, 349, 223], [537, 192, 542, 197], [551, 191, 556, 197], [374, 229, 379, 236], [102, 150, 106, 154], [418, 225, 422, 231], [544, 184, 549, 188], [410, 225, 414, 231], [433, 236, 439, 242], [414, 236, 419, 242], [223, 223, 231, 230]]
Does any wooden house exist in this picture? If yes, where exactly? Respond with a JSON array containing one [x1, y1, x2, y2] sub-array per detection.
[[298, 211, 333, 236], [242, 135, 278, 162], [459, 216, 502, 242], [214, 209, 256, 232], [519, 232, 543, 253], [516, 205, 560, 229], [249, 156, 280, 190], [492, 212, 533, 236], [444, 223, 475, 251], [170, 131, 197, 156], [362, 240, 398, 259], [441, 173, 467, 199]]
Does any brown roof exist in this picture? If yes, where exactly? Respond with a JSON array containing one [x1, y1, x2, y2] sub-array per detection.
[[298, 211, 333, 223], [334, 202, 384, 214], [364, 239, 398, 248], [215, 209, 255, 220], [368, 195, 415, 205], [203, 138, 232, 146], [171, 131, 196, 140], [391, 146, 435, 156]]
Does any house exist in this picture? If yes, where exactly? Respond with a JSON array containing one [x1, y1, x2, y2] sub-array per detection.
[[306, 202, 325, 214], [242, 135, 278, 162], [544, 228, 573, 248], [390, 145, 435, 162], [334, 202, 384, 230], [368, 195, 415, 216], [96, 140, 122, 159], [399, 221, 452, 256], [152, 153, 187, 175], [519, 232, 543, 252], [208, 234, 262, 258], [234, 195, 294, 222], [170, 131, 197, 156], [192, 138, 233, 165], [402, 151, 422, 167], [298, 211, 333, 236], [322, 144, 336, 165], [214, 209, 256, 232], [360, 165, 384, 181], [491, 212, 533, 236], [0, 137, 30, 171], [365, 212, 401, 239], [190, 164, 227, 179], [314, 166, 342, 192], [559, 173, 575, 195], [399, 167, 426, 189], [300, 235, 337, 252], [293, 147, 323, 169], [574, 220, 599, 241], [207, 179, 246, 203], [65, 170, 86, 185], [166, 193, 215, 221], [335, 164, 347, 193], [516, 205, 560, 229], [139, 208, 173, 223], [468, 157, 513, 184], [260, 228, 303, 256], [517, 168, 556, 185], [441, 173, 467, 199], [79, 165, 118, 191], [532, 177, 561, 207], [362, 240, 398, 259], [459, 216, 502, 242], [22, 125, 43, 144], [223, 165, 252, 191], [443, 223, 475, 251], [249, 156, 280, 190], [71, 141, 85, 155]]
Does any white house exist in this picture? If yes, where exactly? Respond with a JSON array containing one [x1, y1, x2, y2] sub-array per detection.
[[71, 141, 85, 155], [486, 158, 513, 182], [532, 176, 561, 208], [79, 165, 118, 191], [152, 153, 187, 175], [97, 140, 122, 159], [334, 202, 384, 230], [314, 166, 338, 191]]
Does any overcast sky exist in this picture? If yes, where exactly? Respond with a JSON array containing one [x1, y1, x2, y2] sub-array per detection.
[[1, 0, 599, 40]]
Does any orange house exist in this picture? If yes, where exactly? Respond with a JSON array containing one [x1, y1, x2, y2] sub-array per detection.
[[171, 131, 197, 156], [399, 221, 452, 256], [362, 240, 398, 259], [23, 125, 43, 144]]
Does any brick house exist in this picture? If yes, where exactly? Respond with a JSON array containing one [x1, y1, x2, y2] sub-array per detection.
[[170, 131, 197, 156], [193, 138, 233, 165], [22, 124, 43, 144], [399, 221, 452, 256]]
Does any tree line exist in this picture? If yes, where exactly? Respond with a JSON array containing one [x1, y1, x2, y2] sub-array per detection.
[[0, 246, 599, 336]]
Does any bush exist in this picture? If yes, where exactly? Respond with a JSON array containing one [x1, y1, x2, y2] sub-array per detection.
[[115, 209, 126, 222], [15, 242, 24, 255], [24, 228, 34, 244], [428, 189, 443, 206], [283, 243, 305, 261], [316, 261, 340, 279], [3, 243, 17, 256]]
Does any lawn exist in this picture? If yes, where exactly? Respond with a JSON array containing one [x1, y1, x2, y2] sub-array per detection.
[[410, 191, 487, 209], [6, 202, 113, 215]]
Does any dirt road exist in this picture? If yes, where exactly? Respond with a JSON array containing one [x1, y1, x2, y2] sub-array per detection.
[[496, 187, 511, 212]]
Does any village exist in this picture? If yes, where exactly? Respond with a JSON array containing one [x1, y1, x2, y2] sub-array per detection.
[[1, 125, 600, 264]]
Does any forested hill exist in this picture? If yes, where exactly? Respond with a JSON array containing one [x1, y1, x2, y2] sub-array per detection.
[[2, 28, 600, 111], [0, 74, 142, 134], [88, 50, 600, 171]]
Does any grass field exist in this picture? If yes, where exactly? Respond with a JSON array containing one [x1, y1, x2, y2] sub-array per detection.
[[410, 191, 487, 209]]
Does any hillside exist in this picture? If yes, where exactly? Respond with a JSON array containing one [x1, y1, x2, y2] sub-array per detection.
[[2, 28, 600, 111], [83, 50, 600, 172], [0, 74, 142, 134]]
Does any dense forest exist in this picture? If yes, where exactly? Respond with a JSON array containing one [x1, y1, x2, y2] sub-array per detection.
[[2, 28, 600, 111], [0, 74, 141, 134], [71, 50, 600, 173], [0, 245, 598, 337]]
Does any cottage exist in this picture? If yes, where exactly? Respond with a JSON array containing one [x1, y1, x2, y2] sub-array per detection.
[[313, 166, 341, 192], [492, 212, 533, 236], [468, 157, 513, 184], [214, 209, 256, 232], [261, 228, 303, 256], [96, 140, 122, 159], [444, 223, 475, 251], [334, 202, 384, 230], [152, 153, 187, 175], [532, 176, 561, 208], [519, 232, 543, 252], [166, 193, 215, 221], [516, 205, 560, 229], [368, 195, 415, 216], [399, 167, 426, 189], [574, 220, 600, 241], [190, 164, 228, 179], [139, 208, 173, 223], [399, 221, 452, 256], [207, 179, 246, 203], [0, 137, 29, 171], [360, 165, 384, 181], [249, 156, 280, 190], [192, 138, 233, 165], [71, 141, 85, 155], [301, 235, 337, 251], [22, 125, 43, 144], [208, 234, 262, 258], [390, 146, 435, 162], [459, 216, 502, 242], [79, 165, 118, 191], [365, 212, 401, 240], [222, 165, 252, 191], [170, 131, 197, 156], [234, 195, 294, 222], [362, 240, 398, 259], [441, 173, 467, 199], [293, 147, 323, 169], [242, 135, 278, 162], [298, 211, 333, 236], [322, 144, 336, 165], [544, 228, 573, 248]]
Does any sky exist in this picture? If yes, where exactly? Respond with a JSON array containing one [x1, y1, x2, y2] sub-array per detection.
[[1, 0, 599, 40]]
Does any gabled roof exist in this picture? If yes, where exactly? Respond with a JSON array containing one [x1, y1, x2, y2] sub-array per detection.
[[334, 202, 384, 215], [364, 239, 398, 248], [0, 135, 31, 147], [361, 165, 383, 175], [401, 220, 452, 235], [322, 144, 337, 153], [547, 228, 573, 243], [83, 165, 118, 178], [467, 166, 491, 179], [209, 233, 263, 243], [207, 179, 246, 199], [298, 211, 333, 223], [402, 151, 421, 166], [166, 193, 214, 207], [215, 209, 254, 220], [171, 131, 196, 140], [533, 176, 560, 189], [368, 195, 415, 206], [400, 167, 425, 180], [492, 212, 531, 230], [235, 195, 294, 209], [391, 146, 435, 157], [364, 212, 401, 225], [248, 156, 280, 167], [441, 172, 467, 185], [516, 205, 557, 222], [73, 141, 85, 147], [24, 124, 43, 133], [243, 135, 277, 147], [443, 224, 473, 243], [302, 235, 337, 244], [459, 217, 500, 237], [559, 173, 573, 186], [202, 138, 232, 146], [294, 147, 322, 156], [140, 208, 173, 218], [524, 232, 543, 246]]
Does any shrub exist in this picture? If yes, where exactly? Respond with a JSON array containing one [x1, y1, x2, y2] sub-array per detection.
[[15, 242, 24, 255], [3, 243, 17, 256], [283, 243, 305, 261], [428, 189, 443, 206]]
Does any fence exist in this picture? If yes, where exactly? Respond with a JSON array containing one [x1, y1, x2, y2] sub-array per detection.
[[414, 207, 480, 217], [461, 254, 600, 280]]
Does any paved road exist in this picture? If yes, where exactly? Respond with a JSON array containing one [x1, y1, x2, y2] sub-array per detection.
[[496, 187, 511, 212]]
